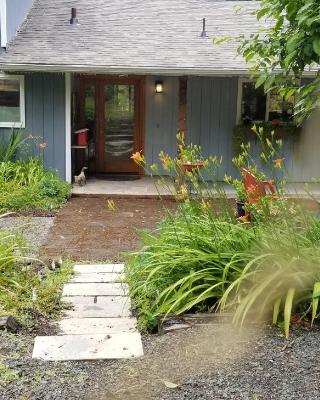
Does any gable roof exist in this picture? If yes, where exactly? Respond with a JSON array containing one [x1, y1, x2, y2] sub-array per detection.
[[0, 0, 263, 75]]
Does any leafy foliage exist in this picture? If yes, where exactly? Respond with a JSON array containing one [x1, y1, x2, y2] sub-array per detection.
[[0, 159, 70, 211], [127, 129, 320, 337], [238, 0, 320, 123], [0, 129, 27, 162], [0, 219, 73, 326]]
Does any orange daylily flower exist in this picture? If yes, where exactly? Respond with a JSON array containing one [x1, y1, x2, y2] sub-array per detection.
[[274, 158, 284, 168], [39, 143, 47, 149], [238, 214, 250, 223], [160, 153, 170, 165], [131, 151, 144, 163]]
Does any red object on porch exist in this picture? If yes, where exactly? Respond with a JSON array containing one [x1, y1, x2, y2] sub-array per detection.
[[75, 129, 89, 146], [240, 167, 277, 204]]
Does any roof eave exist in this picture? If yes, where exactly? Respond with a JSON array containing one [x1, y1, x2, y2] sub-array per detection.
[[0, 63, 317, 77]]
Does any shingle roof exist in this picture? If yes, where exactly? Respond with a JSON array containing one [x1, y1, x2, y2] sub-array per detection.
[[0, 0, 263, 74]]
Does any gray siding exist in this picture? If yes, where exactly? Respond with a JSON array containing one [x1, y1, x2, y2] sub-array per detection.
[[187, 76, 238, 180], [0, 72, 66, 178], [145, 76, 179, 172], [187, 76, 320, 183], [5, 0, 34, 44]]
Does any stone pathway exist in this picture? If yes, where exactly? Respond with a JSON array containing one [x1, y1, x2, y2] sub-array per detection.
[[32, 264, 144, 361]]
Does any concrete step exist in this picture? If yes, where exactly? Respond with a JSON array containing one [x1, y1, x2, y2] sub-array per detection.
[[32, 333, 144, 361], [62, 282, 128, 297], [71, 273, 124, 283], [58, 317, 137, 335], [74, 264, 125, 274], [62, 296, 131, 318]]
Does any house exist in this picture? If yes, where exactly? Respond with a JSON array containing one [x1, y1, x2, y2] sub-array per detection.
[[0, 0, 318, 184]]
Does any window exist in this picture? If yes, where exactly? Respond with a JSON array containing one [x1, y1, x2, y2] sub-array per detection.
[[237, 78, 295, 125], [0, 75, 25, 128]]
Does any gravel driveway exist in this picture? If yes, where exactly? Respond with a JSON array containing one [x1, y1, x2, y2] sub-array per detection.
[[1, 325, 320, 400]]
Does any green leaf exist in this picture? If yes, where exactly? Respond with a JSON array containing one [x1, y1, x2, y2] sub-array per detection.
[[311, 282, 320, 325], [255, 75, 266, 88], [257, 7, 269, 20], [312, 38, 320, 56], [284, 288, 295, 339], [273, 298, 281, 325]]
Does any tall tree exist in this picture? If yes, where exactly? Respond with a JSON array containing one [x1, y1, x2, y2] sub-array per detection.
[[239, 0, 320, 123]]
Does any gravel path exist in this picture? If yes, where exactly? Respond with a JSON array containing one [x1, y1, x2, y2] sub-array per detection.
[[1, 325, 320, 400], [0, 216, 54, 254]]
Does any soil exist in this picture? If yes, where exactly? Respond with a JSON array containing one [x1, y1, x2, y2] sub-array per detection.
[[41, 197, 176, 261]]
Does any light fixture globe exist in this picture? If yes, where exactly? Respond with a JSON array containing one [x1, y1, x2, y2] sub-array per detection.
[[155, 81, 164, 93]]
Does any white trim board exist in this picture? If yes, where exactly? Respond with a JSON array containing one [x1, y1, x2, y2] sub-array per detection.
[[0, 0, 7, 48], [65, 72, 72, 183], [0, 73, 25, 128]]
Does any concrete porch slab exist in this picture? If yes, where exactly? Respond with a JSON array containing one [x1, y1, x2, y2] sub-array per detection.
[[62, 296, 131, 318], [32, 333, 144, 361], [63, 283, 128, 297], [58, 317, 137, 335], [71, 176, 320, 200], [72, 176, 173, 198]]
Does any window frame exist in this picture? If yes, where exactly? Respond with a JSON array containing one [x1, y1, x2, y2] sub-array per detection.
[[0, 74, 25, 128], [236, 77, 296, 126]]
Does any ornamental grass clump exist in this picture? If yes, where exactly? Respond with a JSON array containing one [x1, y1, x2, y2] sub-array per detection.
[[126, 201, 257, 330]]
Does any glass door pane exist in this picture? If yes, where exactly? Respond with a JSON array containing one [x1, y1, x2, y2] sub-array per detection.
[[84, 85, 95, 161], [104, 84, 134, 161]]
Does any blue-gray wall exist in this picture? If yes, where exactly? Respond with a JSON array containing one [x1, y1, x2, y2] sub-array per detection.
[[145, 76, 179, 171], [0, 72, 66, 178], [187, 76, 238, 180]]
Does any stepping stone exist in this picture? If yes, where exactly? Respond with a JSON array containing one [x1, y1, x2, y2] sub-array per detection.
[[62, 283, 128, 297], [58, 317, 137, 335], [71, 273, 124, 283], [62, 296, 131, 318], [74, 264, 124, 274], [32, 333, 144, 361]]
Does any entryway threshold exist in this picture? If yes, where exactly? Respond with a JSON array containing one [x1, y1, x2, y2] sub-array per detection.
[[71, 176, 175, 198]]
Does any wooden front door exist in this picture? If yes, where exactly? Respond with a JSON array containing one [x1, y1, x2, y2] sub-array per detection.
[[76, 76, 145, 174]]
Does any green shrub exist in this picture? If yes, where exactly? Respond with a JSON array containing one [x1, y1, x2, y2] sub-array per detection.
[[0, 158, 70, 211], [0, 217, 73, 326]]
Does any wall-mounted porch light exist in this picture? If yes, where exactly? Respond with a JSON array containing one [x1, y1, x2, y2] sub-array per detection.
[[155, 81, 164, 93]]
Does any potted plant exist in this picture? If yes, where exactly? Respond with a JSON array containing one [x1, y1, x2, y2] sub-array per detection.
[[176, 131, 204, 172], [232, 179, 247, 218]]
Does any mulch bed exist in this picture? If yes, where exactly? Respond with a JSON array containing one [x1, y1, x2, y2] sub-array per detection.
[[40, 197, 176, 261]]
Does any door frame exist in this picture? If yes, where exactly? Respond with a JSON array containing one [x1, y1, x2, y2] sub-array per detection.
[[75, 74, 145, 175]]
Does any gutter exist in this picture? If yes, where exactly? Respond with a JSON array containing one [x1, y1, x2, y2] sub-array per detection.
[[0, 63, 317, 77]]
